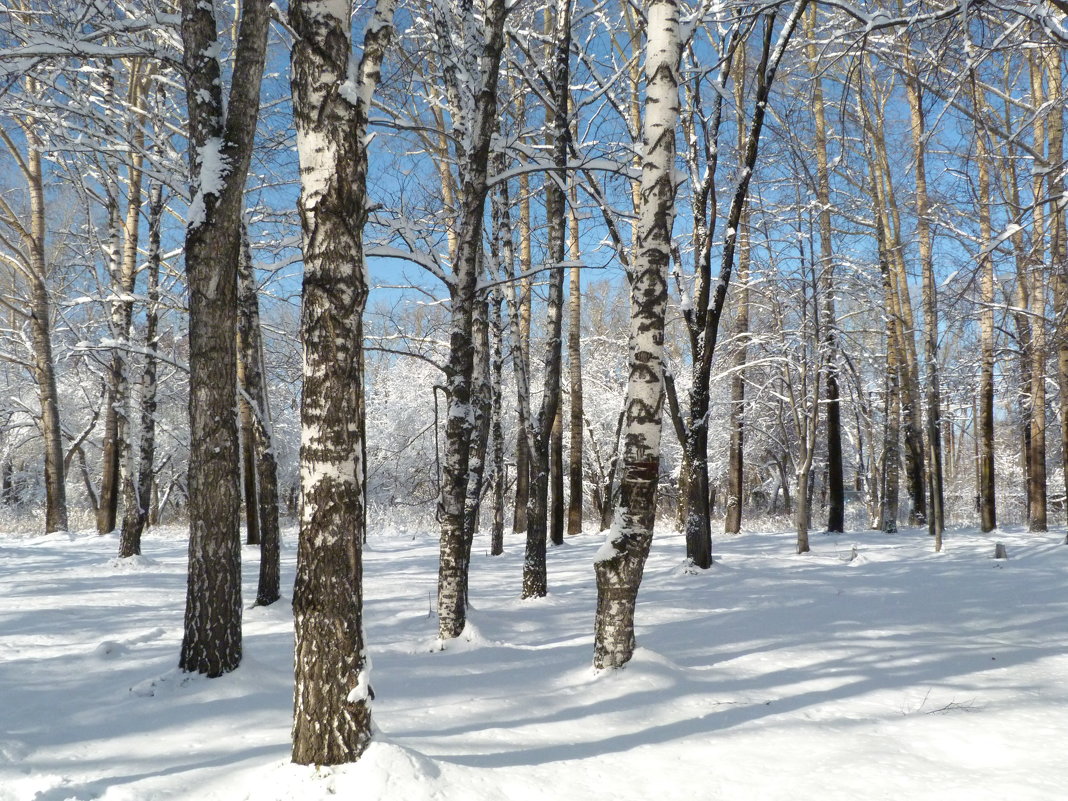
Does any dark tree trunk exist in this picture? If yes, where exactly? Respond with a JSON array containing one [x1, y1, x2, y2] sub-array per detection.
[[876, 219, 900, 535], [437, 0, 509, 636], [97, 394, 120, 533], [462, 298, 492, 582], [523, 0, 572, 595], [975, 105, 997, 534], [680, 8, 803, 567], [236, 229, 281, 606], [489, 288, 506, 556], [178, 0, 269, 678], [550, 407, 564, 545], [238, 386, 260, 546]]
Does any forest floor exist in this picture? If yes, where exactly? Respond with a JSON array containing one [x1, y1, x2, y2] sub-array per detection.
[[1, 517, 1066, 800]]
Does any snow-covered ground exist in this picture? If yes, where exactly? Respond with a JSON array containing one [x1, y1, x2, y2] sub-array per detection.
[[1, 520, 1066, 801]]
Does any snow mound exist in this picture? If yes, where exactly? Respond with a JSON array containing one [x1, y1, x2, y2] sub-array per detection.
[[106, 555, 158, 571], [129, 668, 203, 698], [430, 619, 494, 653], [257, 741, 443, 801]]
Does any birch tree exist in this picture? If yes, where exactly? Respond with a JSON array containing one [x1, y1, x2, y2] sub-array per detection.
[[434, 0, 509, 638], [0, 114, 68, 534], [290, 0, 395, 766], [523, 0, 572, 598], [676, 1, 807, 569], [177, 0, 270, 678], [593, 0, 681, 670]]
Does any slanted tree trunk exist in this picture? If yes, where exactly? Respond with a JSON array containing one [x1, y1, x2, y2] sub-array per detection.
[[290, 0, 394, 765], [679, 4, 806, 568], [1, 110, 69, 534], [177, 0, 270, 678], [523, 0, 572, 596], [21, 136, 68, 534], [724, 46, 750, 538], [593, 0, 681, 670], [437, 0, 508, 637]]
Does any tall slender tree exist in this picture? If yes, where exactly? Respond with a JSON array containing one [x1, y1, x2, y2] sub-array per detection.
[[177, 0, 270, 678], [436, 0, 510, 637], [593, 0, 682, 670], [0, 112, 68, 534], [566, 193, 585, 535], [289, 0, 395, 765], [806, 4, 844, 534]]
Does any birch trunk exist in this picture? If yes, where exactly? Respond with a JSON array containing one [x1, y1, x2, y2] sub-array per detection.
[[177, 0, 269, 678], [289, 0, 394, 765], [523, 0, 572, 595], [25, 140, 68, 534], [680, 2, 807, 567], [462, 297, 492, 577], [491, 163, 525, 556], [489, 286, 506, 555], [119, 180, 164, 558], [114, 120, 146, 550], [593, 0, 680, 670], [566, 197, 584, 535], [437, 0, 508, 637]]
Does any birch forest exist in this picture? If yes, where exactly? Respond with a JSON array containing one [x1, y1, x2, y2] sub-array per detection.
[[1, 0, 1068, 768]]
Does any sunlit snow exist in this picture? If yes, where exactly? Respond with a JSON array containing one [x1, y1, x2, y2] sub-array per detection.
[[1, 522, 1066, 800]]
